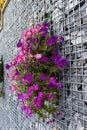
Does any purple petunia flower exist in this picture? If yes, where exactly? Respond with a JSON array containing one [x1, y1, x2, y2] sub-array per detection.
[[49, 77, 56, 85], [31, 37, 38, 43], [16, 39, 22, 48], [15, 69, 19, 75], [40, 32, 47, 37], [25, 62, 29, 69], [40, 26, 48, 32], [23, 73, 32, 84], [46, 93, 53, 99], [51, 55, 63, 65], [51, 50, 57, 55], [39, 74, 46, 81], [5, 64, 10, 70], [56, 82, 62, 88], [32, 83, 39, 91], [46, 36, 58, 46], [47, 83, 54, 89], [39, 56, 48, 63], [43, 22, 49, 28], [57, 58, 68, 68], [60, 36, 64, 43]]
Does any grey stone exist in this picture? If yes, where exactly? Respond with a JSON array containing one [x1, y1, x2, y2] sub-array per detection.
[[68, 114, 84, 130]]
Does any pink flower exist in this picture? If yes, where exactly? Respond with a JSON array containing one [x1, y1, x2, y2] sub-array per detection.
[[14, 55, 21, 64], [28, 53, 33, 59], [26, 29, 32, 36], [10, 61, 16, 66], [21, 31, 27, 40], [30, 28, 35, 35], [35, 24, 41, 29], [12, 75, 18, 80], [21, 78, 26, 84], [9, 85, 16, 91], [34, 53, 42, 59], [21, 56, 26, 62]]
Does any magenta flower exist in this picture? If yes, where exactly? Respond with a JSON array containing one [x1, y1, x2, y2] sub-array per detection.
[[38, 91, 43, 97], [25, 106, 32, 117], [17, 93, 23, 100], [49, 77, 56, 85], [46, 93, 53, 99], [23, 92, 30, 99], [31, 96, 42, 108], [5, 64, 10, 70], [32, 83, 39, 91], [23, 73, 32, 84], [28, 87, 32, 93], [56, 82, 62, 88], [21, 105, 27, 111], [39, 74, 46, 81]]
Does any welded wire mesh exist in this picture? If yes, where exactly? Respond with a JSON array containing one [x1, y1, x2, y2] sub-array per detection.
[[0, 0, 87, 130]]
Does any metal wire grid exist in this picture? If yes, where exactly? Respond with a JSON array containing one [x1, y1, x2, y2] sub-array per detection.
[[55, 0, 87, 130], [0, 0, 87, 130]]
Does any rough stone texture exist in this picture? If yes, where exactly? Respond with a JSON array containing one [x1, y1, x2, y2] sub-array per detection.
[[0, 0, 87, 130]]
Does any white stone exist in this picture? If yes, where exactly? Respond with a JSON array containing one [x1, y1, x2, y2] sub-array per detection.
[[68, 114, 84, 130], [82, 52, 87, 59]]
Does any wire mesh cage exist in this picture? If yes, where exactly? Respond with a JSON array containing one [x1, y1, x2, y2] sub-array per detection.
[[0, 0, 87, 130]]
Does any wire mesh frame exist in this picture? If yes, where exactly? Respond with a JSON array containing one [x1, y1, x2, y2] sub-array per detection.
[[2, 0, 87, 130]]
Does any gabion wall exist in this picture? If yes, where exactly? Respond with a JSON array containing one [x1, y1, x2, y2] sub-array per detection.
[[0, 0, 87, 130]]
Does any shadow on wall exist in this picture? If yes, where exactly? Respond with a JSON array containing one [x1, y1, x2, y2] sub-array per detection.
[[0, 56, 4, 97]]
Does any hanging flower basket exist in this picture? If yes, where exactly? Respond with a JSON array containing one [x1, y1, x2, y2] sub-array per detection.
[[6, 22, 67, 119]]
